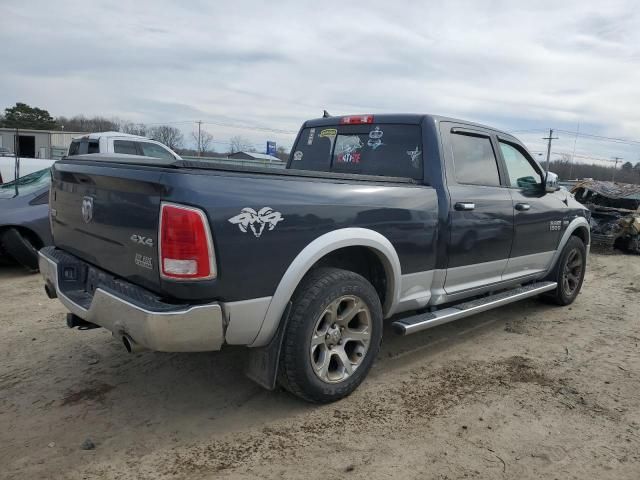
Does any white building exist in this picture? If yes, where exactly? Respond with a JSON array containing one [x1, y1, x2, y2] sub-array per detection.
[[0, 128, 87, 160]]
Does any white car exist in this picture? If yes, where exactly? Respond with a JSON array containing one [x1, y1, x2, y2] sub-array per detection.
[[67, 132, 182, 160]]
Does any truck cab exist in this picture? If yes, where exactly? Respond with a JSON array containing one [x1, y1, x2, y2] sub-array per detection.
[[67, 132, 182, 161]]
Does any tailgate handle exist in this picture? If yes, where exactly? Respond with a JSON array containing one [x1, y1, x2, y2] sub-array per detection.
[[454, 202, 475, 211]]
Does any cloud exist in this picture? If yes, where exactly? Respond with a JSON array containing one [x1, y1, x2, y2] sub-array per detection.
[[1, 0, 638, 159]]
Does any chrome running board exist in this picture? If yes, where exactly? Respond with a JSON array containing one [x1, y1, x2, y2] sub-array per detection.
[[391, 281, 557, 335]]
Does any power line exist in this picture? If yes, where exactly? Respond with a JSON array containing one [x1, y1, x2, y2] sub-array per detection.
[[556, 129, 640, 146]]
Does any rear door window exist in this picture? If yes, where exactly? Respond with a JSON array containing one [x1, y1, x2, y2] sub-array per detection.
[[450, 133, 500, 186], [291, 124, 423, 179], [113, 140, 139, 156]]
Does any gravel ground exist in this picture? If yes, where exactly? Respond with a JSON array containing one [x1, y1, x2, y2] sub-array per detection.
[[1, 253, 639, 479]]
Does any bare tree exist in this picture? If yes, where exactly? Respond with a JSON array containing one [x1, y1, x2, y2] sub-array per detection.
[[57, 115, 119, 132], [149, 125, 184, 150], [191, 130, 214, 155], [275, 146, 289, 161], [119, 121, 148, 137], [229, 135, 253, 154]]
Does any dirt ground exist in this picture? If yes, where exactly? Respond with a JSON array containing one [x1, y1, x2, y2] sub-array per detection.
[[1, 253, 639, 480]]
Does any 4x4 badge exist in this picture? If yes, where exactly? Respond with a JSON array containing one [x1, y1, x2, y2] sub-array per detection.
[[228, 207, 284, 238]]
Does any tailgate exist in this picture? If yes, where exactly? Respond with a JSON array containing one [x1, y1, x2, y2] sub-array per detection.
[[51, 161, 165, 292]]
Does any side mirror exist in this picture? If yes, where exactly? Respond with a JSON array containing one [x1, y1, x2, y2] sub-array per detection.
[[544, 171, 560, 193]]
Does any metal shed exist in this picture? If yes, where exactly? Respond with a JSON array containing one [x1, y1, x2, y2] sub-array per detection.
[[0, 128, 87, 160]]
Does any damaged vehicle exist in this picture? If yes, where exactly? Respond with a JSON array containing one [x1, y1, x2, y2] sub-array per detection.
[[0, 168, 52, 271], [572, 180, 640, 254], [40, 113, 590, 403]]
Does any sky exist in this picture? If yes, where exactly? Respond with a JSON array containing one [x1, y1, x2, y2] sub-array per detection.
[[1, 0, 640, 164]]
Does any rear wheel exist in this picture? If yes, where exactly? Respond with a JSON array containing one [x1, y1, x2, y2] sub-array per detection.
[[279, 267, 383, 403], [545, 236, 586, 305]]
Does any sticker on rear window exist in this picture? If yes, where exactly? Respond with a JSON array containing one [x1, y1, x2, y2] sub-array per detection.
[[307, 128, 315, 145], [336, 136, 363, 164], [406, 145, 421, 168], [367, 126, 384, 150], [293, 151, 304, 161], [320, 128, 337, 138]]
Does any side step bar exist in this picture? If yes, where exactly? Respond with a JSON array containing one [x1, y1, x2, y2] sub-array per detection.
[[392, 281, 557, 335]]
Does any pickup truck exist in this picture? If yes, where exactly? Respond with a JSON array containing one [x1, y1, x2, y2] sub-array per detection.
[[67, 131, 182, 160], [39, 114, 590, 403]]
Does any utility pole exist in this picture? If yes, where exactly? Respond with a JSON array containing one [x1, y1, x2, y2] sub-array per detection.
[[13, 128, 20, 197], [611, 156, 623, 182], [542, 129, 558, 181], [197, 120, 202, 157], [569, 122, 580, 180]]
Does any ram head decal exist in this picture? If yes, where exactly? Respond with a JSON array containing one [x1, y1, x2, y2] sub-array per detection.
[[228, 207, 284, 238]]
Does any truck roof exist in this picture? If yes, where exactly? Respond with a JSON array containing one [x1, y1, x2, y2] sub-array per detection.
[[72, 131, 149, 141], [302, 113, 518, 140]]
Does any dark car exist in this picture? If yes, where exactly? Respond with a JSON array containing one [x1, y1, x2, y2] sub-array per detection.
[[0, 168, 52, 271], [40, 114, 590, 402]]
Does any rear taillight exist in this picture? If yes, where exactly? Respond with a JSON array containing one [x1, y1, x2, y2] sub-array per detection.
[[159, 203, 216, 280], [340, 114, 374, 125]]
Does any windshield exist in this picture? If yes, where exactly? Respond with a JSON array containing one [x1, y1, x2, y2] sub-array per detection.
[[0, 168, 51, 198]]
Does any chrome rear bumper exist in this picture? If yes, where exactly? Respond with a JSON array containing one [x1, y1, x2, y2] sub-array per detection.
[[39, 249, 224, 352]]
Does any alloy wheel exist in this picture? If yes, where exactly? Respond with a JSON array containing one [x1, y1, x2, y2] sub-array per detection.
[[309, 295, 372, 383]]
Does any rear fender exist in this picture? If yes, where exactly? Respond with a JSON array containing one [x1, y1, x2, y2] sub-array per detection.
[[249, 227, 401, 347]]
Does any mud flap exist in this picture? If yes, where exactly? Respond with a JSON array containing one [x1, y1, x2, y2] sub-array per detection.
[[244, 302, 292, 390], [1, 228, 39, 272]]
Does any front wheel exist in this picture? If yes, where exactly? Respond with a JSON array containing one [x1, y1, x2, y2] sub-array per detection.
[[545, 236, 586, 305], [278, 267, 383, 403]]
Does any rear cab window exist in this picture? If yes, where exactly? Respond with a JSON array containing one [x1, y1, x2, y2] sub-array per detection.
[[291, 124, 423, 180], [68, 139, 99, 156]]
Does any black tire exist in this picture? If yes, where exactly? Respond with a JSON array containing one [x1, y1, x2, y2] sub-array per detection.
[[544, 236, 586, 305], [278, 267, 383, 403], [1, 228, 40, 272]]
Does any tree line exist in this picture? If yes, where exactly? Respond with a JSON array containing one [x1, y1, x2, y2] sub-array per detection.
[[0, 102, 289, 158], [549, 153, 640, 185]]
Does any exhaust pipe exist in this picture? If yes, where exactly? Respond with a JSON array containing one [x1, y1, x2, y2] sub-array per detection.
[[122, 334, 145, 354]]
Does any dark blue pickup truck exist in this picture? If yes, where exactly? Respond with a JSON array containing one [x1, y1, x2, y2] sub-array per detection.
[[40, 114, 590, 403]]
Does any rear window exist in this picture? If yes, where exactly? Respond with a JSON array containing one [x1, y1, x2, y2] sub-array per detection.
[[68, 141, 80, 156], [291, 124, 423, 180], [68, 139, 99, 156]]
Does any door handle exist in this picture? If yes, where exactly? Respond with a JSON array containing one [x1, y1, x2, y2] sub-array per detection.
[[515, 203, 531, 211], [454, 202, 476, 211]]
